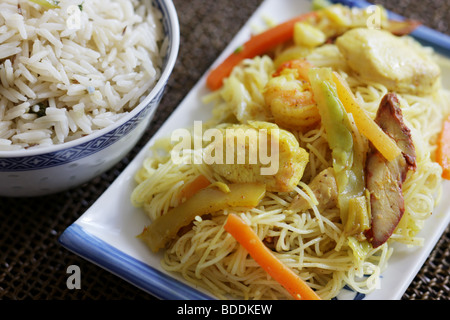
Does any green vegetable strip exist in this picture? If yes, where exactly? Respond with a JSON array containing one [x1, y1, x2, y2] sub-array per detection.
[[28, 0, 60, 9], [139, 183, 267, 253], [309, 67, 368, 235]]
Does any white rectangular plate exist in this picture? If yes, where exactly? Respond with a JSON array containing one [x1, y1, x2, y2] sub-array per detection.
[[59, 0, 450, 300]]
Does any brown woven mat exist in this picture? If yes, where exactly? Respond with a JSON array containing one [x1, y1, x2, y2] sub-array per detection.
[[0, 0, 449, 300]]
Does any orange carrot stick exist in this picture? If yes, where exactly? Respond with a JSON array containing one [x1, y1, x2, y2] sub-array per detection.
[[178, 174, 211, 201], [436, 115, 450, 180], [224, 213, 321, 300], [206, 12, 318, 91]]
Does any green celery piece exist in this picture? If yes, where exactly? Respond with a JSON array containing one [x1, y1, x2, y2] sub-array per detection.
[[28, 0, 60, 9], [311, 0, 332, 11], [345, 194, 370, 235], [348, 236, 371, 264], [309, 68, 353, 176], [309, 67, 368, 235]]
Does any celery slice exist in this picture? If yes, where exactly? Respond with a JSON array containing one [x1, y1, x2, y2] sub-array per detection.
[[28, 0, 60, 9], [139, 183, 266, 252], [309, 67, 369, 236]]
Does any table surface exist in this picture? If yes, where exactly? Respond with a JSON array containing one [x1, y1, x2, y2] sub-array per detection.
[[1, 0, 449, 300]]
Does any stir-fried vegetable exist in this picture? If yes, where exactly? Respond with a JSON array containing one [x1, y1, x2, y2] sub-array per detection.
[[293, 22, 326, 48], [347, 236, 371, 265], [385, 19, 421, 36], [309, 68, 353, 172], [224, 213, 321, 300], [177, 174, 211, 201], [206, 0, 421, 93], [345, 193, 371, 236], [28, 0, 60, 8], [139, 183, 266, 252], [205, 12, 318, 91], [309, 67, 369, 236], [332, 72, 402, 161], [436, 115, 450, 179], [311, 0, 332, 11]]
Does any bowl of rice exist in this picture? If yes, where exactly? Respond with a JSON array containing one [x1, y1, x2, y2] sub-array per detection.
[[0, 0, 179, 197]]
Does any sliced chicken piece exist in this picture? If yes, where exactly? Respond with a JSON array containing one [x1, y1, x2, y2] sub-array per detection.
[[289, 167, 338, 212], [207, 121, 309, 193], [365, 93, 416, 247], [336, 28, 440, 96]]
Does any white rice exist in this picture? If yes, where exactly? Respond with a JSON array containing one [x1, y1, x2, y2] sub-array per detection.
[[0, 0, 165, 151]]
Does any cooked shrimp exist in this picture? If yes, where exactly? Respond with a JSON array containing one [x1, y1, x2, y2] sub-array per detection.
[[263, 59, 320, 131]]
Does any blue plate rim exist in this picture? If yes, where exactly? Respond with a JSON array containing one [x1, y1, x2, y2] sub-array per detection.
[[58, 224, 213, 300]]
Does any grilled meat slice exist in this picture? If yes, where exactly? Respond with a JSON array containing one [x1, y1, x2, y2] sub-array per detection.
[[365, 93, 416, 247]]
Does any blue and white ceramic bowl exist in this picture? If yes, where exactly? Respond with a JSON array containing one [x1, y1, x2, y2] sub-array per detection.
[[0, 0, 180, 197]]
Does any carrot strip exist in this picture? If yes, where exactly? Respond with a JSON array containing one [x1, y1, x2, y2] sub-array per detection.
[[206, 12, 318, 91], [224, 213, 321, 300], [436, 115, 450, 180], [177, 174, 211, 201]]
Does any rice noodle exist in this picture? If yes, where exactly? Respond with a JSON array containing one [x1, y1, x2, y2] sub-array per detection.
[[131, 11, 450, 300]]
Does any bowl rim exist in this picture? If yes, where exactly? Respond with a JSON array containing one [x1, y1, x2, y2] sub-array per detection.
[[0, 0, 180, 159]]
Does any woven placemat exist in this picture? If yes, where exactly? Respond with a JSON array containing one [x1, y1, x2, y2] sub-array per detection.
[[0, 0, 449, 300]]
